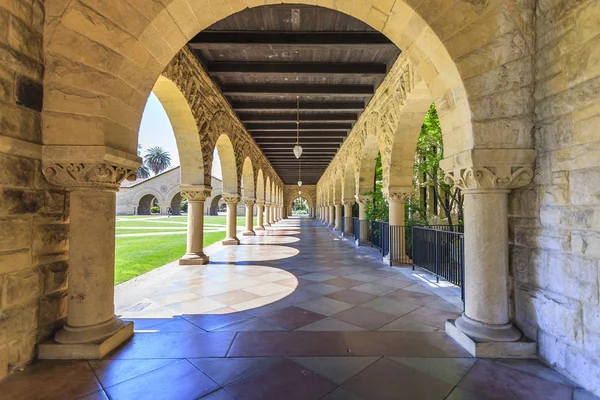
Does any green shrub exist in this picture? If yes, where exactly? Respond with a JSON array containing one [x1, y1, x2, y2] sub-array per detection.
[[151, 205, 160, 214]]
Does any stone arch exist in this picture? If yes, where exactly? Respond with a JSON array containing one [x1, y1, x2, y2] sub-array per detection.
[[266, 176, 271, 202], [241, 157, 255, 199], [209, 194, 224, 215], [137, 193, 158, 215], [387, 80, 433, 193], [133, 189, 165, 213], [214, 134, 238, 195], [42, 0, 535, 173], [256, 169, 265, 201], [358, 135, 380, 196], [170, 192, 183, 215], [152, 76, 206, 186], [343, 161, 357, 201]]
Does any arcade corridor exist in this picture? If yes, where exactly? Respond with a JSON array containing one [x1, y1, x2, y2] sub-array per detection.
[[0, 218, 591, 400]]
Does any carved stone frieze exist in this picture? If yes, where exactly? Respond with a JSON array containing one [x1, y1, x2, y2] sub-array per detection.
[[356, 194, 373, 204], [244, 198, 256, 206], [42, 163, 137, 189]]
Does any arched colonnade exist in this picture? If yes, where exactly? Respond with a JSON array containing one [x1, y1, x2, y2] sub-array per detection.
[[36, 0, 539, 377]]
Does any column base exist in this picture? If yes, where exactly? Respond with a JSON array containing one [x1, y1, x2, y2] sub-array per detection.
[[264, 223, 271, 227], [328, 223, 334, 228], [255, 226, 265, 231], [455, 313, 522, 342], [179, 253, 209, 265], [445, 319, 536, 359], [55, 315, 126, 344], [242, 230, 255, 236], [342, 232, 353, 237], [356, 240, 370, 246], [39, 320, 133, 360], [222, 237, 240, 245]]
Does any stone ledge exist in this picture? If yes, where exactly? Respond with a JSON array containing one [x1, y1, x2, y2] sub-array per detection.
[[446, 320, 537, 359], [38, 322, 134, 360]]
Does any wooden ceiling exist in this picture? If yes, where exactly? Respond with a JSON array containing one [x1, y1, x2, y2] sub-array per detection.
[[188, 5, 400, 184]]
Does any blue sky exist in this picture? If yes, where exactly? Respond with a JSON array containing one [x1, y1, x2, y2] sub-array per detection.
[[139, 93, 222, 179]]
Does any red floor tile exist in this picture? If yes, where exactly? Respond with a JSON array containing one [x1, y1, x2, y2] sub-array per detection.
[[225, 359, 336, 400], [262, 306, 327, 330], [227, 331, 348, 357]]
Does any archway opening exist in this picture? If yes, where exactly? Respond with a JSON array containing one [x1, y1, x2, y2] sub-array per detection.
[[291, 197, 310, 215]]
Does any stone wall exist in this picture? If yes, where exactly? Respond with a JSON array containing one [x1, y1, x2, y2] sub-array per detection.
[[510, 0, 600, 394], [0, 0, 69, 378]]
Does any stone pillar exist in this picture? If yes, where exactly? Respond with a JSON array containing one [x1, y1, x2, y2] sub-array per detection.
[[334, 202, 342, 231], [222, 194, 240, 245], [386, 189, 411, 264], [39, 162, 137, 359], [255, 201, 265, 230], [328, 204, 335, 227], [243, 198, 255, 236], [343, 200, 354, 237], [356, 195, 372, 246], [179, 186, 212, 265], [441, 150, 535, 347], [264, 202, 271, 227]]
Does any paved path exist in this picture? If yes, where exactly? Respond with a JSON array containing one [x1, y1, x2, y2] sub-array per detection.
[[2, 217, 594, 400]]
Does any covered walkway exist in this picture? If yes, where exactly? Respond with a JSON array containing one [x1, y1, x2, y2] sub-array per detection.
[[1, 218, 588, 400]]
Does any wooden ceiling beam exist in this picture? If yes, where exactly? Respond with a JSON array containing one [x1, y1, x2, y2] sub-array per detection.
[[232, 101, 364, 112], [246, 122, 352, 131], [189, 31, 394, 50], [208, 61, 387, 77], [222, 84, 373, 96], [239, 113, 358, 123]]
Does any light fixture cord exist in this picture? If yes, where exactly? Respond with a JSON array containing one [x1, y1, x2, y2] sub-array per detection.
[[296, 96, 300, 145]]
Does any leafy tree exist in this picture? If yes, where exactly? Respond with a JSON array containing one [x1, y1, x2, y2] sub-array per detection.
[[364, 153, 389, 222], [413, 104, 463, 228], [144, 146, 172, 175]]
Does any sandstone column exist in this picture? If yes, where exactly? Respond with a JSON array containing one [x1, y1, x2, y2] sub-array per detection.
[[334, 201, 342, 231], [386, 189, 411, 264], [356, 195, 372, 246], [329, 204, 335, 228], [264, 202, 271, 227], [343, 199, 354, 236], [255, 200, 265, 230], [222, 194, 240, 245], [39, 162, 136, 359], [179, 186, 212, 265], [441, 150, 535, 344], [243, 198, 255, 236]]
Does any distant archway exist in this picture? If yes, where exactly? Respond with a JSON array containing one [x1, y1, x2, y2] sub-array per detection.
[[170, 192, 182, 215], [215, 135, 238, 195], [137, 194, 157, 215]]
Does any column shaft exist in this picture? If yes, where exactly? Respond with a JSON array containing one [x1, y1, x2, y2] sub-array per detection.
[[334, 203, 342, 231], [343, 202, 353, 236], [180, 198, 209, 264], [329, 205, 335, 227], [223, 195, 240, 245], [243, 200, 255, 236], [455, 190, 521, 341], [256, 203, 265, 230], [55, 188, 127, 344]]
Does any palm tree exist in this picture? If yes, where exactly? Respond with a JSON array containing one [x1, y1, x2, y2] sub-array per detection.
[[136, 164, 151, 179], [144, 147, 172, 175]]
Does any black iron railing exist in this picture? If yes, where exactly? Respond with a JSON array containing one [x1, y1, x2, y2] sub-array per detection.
[[388, 225, 411, 265], [352, 217, 360, 239], [412, 226, 465, 299], [370, 220, 389, 258]]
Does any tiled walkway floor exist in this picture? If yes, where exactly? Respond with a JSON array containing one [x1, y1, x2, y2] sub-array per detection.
[[2, 217, 597, 400]]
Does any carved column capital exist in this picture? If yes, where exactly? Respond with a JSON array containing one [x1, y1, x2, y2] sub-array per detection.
[[180, 186, 212, 201], [222, 194, 241, 205], [355, 194, 373, 205], [256, 200, 265, 207], [384, 188, 412, 203], [333, 201, 342, 206], [440, 149, 536, 192], [342, 199, 355, 207], [243, 198, 256, 207], [42, 162, 137, 190]]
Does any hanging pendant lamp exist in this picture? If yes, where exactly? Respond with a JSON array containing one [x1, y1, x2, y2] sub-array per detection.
[[293, 96, 303, 159]]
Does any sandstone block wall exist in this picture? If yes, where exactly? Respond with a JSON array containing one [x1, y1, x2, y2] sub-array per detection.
[[0, 0, 69, 378], [510, 0, 600, 394]]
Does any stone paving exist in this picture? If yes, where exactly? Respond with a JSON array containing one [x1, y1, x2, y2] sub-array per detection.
[[1, 217, 597, 400]]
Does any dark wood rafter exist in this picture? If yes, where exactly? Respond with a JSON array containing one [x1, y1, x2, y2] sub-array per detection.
[[189, 31, 395, 50], [232, 101, 365, 112], [208, 62, 387, 78], [221, 84, 374, 96], [189, 8, 400, 184]]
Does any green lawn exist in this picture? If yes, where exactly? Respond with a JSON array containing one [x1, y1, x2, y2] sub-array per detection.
[[114, 215, 255, 285]]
